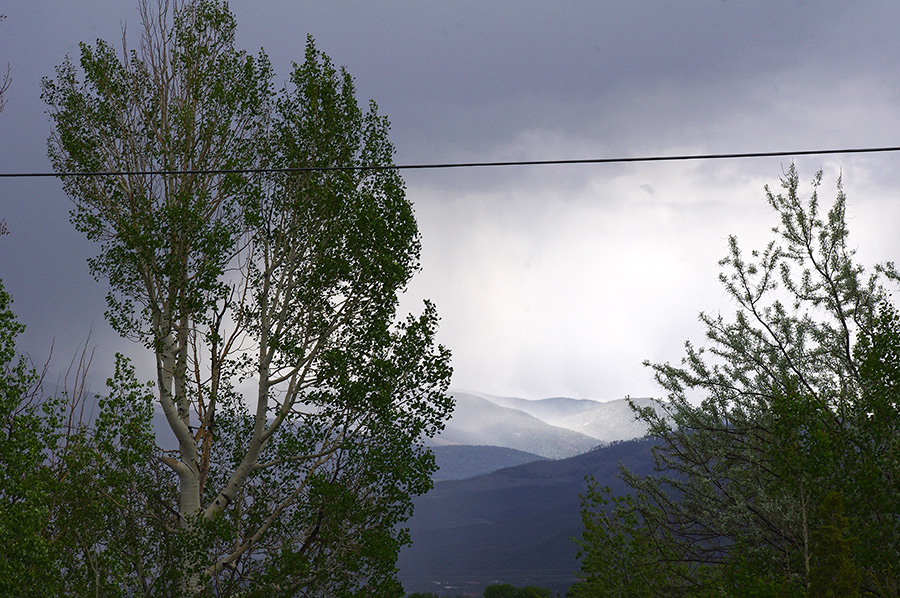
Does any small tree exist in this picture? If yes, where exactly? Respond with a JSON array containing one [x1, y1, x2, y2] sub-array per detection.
[[0, 280, 53, 595], [576, 482, 686, 598], [808, 491, 861, 597], [483, 584, 552, 598], [42, 0, 452, 594], [0, 278, 190, 595]]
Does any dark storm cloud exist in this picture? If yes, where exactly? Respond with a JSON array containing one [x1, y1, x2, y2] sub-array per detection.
[[228, 2, 900, 162]]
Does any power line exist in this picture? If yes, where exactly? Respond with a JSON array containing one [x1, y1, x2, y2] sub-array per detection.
[[2, 145, 900, 178]]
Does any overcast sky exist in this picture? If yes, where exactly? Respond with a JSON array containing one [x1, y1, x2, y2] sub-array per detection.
[[2, 1, 900, 401]]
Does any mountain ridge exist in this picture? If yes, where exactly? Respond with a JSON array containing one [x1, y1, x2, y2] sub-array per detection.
[[430, 445, 548, 481]]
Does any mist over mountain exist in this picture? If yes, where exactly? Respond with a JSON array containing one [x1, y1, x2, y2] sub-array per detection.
[[554, 396, 662, 443], [434, 392, 662, 457], [434, 392, 601, 459], [468, 392, 606, 426]]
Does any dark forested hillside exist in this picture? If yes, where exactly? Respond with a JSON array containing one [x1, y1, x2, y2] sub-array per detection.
[[398, 438, 657, 596], [430, 445, 548, 481]]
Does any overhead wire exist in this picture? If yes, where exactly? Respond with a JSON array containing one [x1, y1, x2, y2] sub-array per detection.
[[1, 145, 900, 178]]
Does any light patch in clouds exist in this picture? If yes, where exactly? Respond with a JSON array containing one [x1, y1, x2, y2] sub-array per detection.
[[401, 150, 900, 400], [401, 161, 780, 399]]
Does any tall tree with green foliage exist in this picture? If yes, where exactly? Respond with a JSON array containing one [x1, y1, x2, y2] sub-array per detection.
[[577, 166, 900, 596], [41, 0, 452, 594]]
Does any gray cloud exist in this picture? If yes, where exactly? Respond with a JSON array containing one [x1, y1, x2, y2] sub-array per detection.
[[2, 1, 899, 400]]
